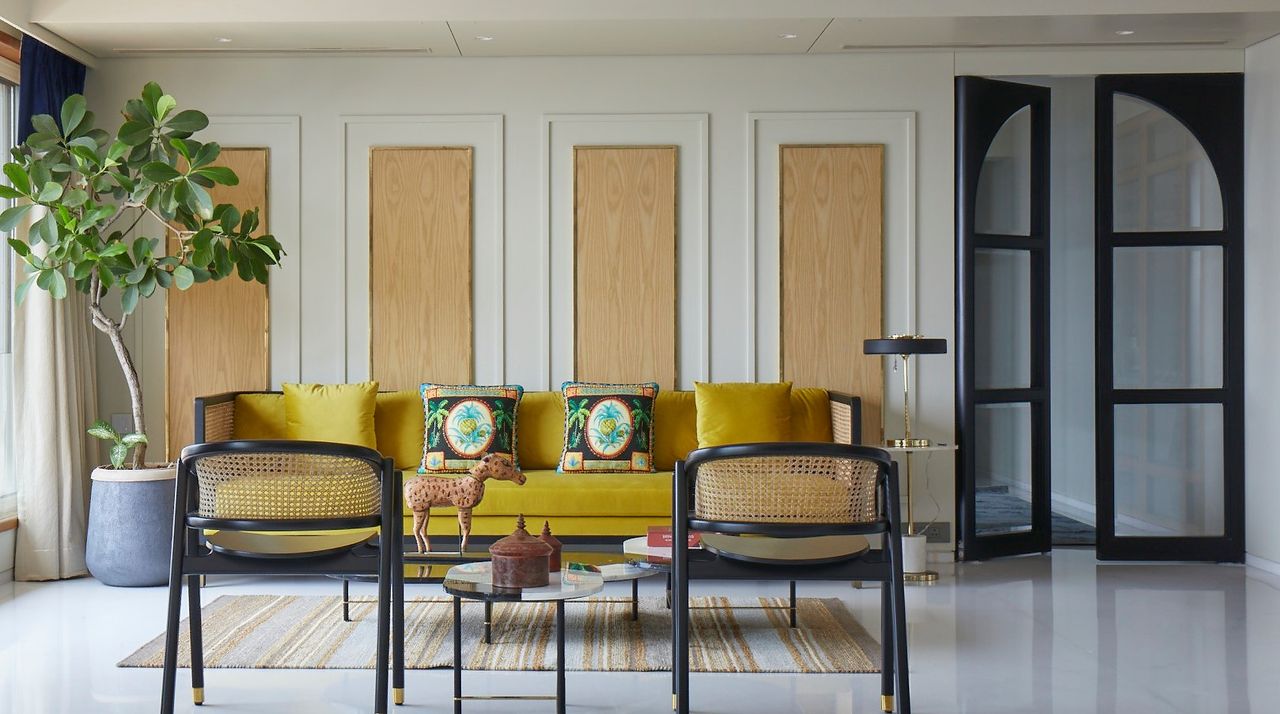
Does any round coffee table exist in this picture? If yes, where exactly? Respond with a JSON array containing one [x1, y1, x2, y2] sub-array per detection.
[[443, 561, 604, 714]]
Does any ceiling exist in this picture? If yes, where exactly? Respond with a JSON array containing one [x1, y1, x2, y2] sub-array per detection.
[[12, 0, 1280, 60]]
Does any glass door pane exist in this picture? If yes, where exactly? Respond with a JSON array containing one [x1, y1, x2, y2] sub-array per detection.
[[1114, 403, 1224, 537], [975, 402, 1033, 535], [975, 249, 1031, 389]]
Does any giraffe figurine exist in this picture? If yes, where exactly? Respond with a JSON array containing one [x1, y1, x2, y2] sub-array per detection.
[[402, 453, 527, 553]]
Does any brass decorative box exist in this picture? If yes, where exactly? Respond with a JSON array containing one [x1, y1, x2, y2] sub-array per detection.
[[489, 515, 552, 588]]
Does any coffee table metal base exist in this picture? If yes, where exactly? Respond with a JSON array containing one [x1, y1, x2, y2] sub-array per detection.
[[453, 596, 565, 714]]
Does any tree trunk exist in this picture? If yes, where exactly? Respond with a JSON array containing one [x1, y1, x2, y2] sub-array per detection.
[[95, 318, 147, 468]]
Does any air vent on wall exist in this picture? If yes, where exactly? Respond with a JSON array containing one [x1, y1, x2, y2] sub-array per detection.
[[841, 39, 1230, 50]]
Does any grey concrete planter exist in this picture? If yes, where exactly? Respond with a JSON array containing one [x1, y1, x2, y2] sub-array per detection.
[[85, 465, 176, 587]]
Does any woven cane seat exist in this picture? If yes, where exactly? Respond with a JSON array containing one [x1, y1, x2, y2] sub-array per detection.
[[195, 452, 381, 521], [693, 454, 880, 525]]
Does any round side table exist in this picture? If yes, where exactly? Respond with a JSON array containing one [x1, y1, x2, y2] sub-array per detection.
[[443, 561, 603, 714]]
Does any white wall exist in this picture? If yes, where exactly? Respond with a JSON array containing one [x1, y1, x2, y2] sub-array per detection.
[[0, 528, 13, 582], [1245, 35, 1280, 566], [83, 49, 1242, 553]]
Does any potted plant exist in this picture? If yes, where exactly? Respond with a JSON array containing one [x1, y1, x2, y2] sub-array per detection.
[[3, 83, 283, 584]]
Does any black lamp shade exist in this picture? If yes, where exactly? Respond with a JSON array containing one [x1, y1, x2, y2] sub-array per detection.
[[863, 336, 948, 355]]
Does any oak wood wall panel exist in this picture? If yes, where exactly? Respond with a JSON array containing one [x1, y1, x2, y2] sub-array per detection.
[[370, 147, 473, 390], [780, 145, 884, 442], [166, 147, 270, 458], [573, 146, 678, 390]]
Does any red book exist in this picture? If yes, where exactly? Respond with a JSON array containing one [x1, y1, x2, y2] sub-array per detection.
[[647, 525, 701, 548]]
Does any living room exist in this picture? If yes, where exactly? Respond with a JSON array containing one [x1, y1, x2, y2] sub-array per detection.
[[2, 1, 1280, 712]]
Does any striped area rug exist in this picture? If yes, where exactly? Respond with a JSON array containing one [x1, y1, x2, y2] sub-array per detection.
[[120, 595, 880, 673]]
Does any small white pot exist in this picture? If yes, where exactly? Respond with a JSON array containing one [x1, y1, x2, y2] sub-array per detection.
[[901, 533, 929, 574]]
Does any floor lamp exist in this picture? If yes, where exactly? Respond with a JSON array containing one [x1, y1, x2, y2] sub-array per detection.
[[864, 335, 948, 582]]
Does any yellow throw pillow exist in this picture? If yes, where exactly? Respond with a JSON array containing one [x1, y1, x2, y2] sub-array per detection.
[[789, 387, 834, 442], [694, 382, 793, 448], [232, 393, 287, 440], [283, 382, 379, 450], [375, 390, 425, 469]]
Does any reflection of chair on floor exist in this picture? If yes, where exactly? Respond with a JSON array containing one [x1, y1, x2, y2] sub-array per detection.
[[160, 440, 403, 714], [672, 442, 911, 714]]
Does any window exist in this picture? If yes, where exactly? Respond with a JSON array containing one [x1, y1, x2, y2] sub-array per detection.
[[0, 79, 16, 516]]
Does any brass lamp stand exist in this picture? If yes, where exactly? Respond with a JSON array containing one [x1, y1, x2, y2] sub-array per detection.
[[864, 335, 948, 584]]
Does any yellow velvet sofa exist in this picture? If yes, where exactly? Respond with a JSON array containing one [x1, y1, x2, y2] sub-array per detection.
[[194, 388, 861, 540]]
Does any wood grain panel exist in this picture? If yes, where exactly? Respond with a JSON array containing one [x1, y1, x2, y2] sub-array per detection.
[[574, 146, 678, 390], [166, 147, 270, 458], [370, 147, 473, 390], [780, 145, 884, 443]]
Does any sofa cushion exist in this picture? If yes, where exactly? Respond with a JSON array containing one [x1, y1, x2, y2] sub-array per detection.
[[694, 381, 792, 447], [402, 469, 670, 518], [653, 390, 698, 470], [283, 382, 378, 449], [232, 393, 286, 440], [516, 390, 565, 470], [421, 384, 522, 473], [790, 387, 834, 442], [375, 390, 425, 470], [558, 382, 657, 473]]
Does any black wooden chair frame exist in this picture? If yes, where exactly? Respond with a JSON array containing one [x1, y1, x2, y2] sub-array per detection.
[[671, 441, 911, 714], [160, 439, 405, 714]]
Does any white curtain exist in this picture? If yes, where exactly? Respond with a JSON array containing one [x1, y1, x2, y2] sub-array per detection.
[[12, 218, 98, 581]]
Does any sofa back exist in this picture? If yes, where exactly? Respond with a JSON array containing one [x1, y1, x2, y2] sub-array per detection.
[[215, 387, 842, 471]]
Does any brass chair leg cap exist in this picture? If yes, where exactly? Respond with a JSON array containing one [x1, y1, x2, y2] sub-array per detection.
[[881, 694, 894, 711], [393, 687, 404, 705], [193, 687, 204, 705]]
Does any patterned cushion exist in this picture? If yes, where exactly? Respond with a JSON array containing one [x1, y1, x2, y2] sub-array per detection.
[[558, 382, 658, 473], [420, 384, 523, 473]]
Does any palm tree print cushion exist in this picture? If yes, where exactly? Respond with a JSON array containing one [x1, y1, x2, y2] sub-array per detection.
[[419, 384, 523, 473], [558, 382, 658, 473]]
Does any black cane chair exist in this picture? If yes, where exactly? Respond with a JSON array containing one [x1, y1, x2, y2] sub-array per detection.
[[160, 440, 404, 714], [671, 442, 910, 714]]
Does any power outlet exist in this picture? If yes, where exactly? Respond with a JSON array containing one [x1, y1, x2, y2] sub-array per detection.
[[919, 521, 951, 544]]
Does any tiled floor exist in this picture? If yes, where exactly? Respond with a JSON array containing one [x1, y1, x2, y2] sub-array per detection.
[[0, 548, 1276, 713]]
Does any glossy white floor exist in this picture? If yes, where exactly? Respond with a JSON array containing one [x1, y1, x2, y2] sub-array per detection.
[[0, 548, 1276, 713]]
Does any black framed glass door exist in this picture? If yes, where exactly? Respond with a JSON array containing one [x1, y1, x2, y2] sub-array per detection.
[[956, 77, 1052, 561], [1095, 74, 1244, 562]]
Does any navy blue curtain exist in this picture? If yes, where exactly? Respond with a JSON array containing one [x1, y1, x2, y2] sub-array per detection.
[[17, 36, 86, 141]]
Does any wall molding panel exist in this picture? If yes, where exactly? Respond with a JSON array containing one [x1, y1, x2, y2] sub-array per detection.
[[543, 113, 709, 390], [573, 146, 679, 390], [342, 114, 504, 385], [749, 111, 916, 435]]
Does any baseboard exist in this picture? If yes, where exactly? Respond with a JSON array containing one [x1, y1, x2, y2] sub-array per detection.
[[927, 551, 955, 564], [1246, 553, 1280, 577], [1049, 492, 1097, 527]]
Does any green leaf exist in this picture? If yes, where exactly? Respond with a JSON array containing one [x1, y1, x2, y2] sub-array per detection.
[[141, 161, 181, 183], [187, 180, 213, 219], [168, 137, 195, 160], [164, 110, 208, 134], [191, 141, 220, 169], [120, 284, 139, 314], [36, 181, 63, 202], [63, 188, 89, 208], [123, 98, 150, 124], [141, 82, 163, 116], [48, 269, 67, 299], [87, 419, 120, 442], [31, 113, 60, 138], [13, 275, 34, 304], [31, 212, 57, 244], [219, 206, 240, 233], [0, 204, 32, 232], [3, 163, 30, 195], [109, 442, 129, 469], [120, 432, 148, 447], [7, 238, 29, 257], [194, 166, 237, 185], [60, 94, 87, 135], [0, 185, 22, 200], [97, 242, 128, 258], [118, 120, 152, 146], [172, 264, 195, 289], [155, 94, 177, 120], [25, 132, 58, 151]]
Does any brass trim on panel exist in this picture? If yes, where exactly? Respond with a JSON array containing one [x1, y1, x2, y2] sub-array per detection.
[[571, 145, 680, 390], [367, 146, 475, 388], [164, 146, 272, 459]]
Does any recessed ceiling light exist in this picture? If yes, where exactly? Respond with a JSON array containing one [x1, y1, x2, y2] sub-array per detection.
[[474, 35, 494, 41], [1115, 30, 1135, 36], [215, 37, 232, 43], [778, 33, 799, 39]]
